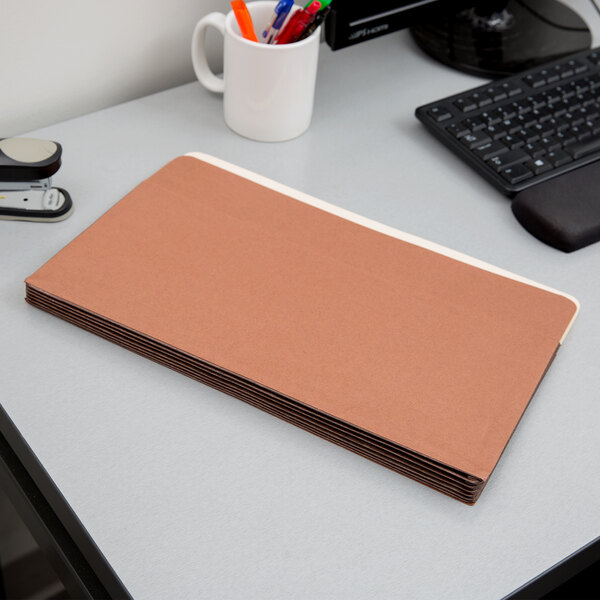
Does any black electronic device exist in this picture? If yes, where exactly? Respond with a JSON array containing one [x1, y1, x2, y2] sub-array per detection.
[[415, 47, 600, 196], [415, 46, 600, 251], [325, 1, 591, 78], [411, 0, 591, 78], [324, 0, 471, 50]]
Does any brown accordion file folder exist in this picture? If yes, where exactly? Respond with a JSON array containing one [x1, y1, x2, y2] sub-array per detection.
[[25, 154, 579, 504]]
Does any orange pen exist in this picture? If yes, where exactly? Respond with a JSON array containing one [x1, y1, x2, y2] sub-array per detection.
[[231, 1, 259, 42]]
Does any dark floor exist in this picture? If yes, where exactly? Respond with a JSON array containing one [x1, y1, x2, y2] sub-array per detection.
[[541, 562, 600, 600], [0, 487, 67, 600]]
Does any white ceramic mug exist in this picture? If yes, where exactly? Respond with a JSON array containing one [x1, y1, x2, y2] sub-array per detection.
[[191, 1, 321, 142]]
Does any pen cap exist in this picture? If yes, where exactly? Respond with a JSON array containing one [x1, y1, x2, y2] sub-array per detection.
[[192, 1, 321, 142], [273, 0, 294, 27], [274, 1, 320, 44], [304, 0, 331, 8]]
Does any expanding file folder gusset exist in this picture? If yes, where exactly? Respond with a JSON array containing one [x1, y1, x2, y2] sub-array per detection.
[[25, 153, 579, 504]]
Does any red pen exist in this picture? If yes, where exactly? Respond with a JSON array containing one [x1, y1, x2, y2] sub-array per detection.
[[274, 1, 321, 44]]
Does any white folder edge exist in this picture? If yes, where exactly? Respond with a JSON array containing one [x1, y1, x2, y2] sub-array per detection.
[[186, 152, 580, 343]]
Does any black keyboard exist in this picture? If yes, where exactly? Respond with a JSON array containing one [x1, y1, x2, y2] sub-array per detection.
[[415, 47, 600, 197]]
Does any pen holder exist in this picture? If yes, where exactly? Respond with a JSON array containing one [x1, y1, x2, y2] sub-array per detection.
[[191, 1, 321, 142]]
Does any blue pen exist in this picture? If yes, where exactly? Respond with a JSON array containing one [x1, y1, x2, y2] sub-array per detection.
[[262, 0, 293, 43]]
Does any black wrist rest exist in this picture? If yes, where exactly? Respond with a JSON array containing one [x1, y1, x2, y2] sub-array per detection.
[[512, 160, 600, 252]]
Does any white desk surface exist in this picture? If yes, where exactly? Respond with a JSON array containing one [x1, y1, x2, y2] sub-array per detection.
[[3, 9, 600, 600]]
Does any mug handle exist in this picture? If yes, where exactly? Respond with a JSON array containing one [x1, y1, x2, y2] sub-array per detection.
[[191, 12, 226, 94]]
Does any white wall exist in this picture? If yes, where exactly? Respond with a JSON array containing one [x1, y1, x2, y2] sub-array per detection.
[[0, 0, 229, 136], [2, 0, 598, 138]]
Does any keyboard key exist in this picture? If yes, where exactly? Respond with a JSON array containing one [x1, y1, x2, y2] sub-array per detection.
[[544, 118, 560, 133], [491, 106, 516, 121], [446, 122, 471, 138], [588, 51, 600, 66], [540, 124, 555, 138], [542, 90, 562, 104], [512, 128, 529, 144], [530, 93, 547, 109], [528, 123, 545, 139], [427, 107, 453, 122], [454, 97, 478, 112], [525, 157, 553, 175], [523, 142, 546, 158], [500, 164, 534, 184], [484, 124, 507, 140], [468, 91, 493, 107], [480, 110, 501, 125], [536, 107, 554, 122], [488, 87, 508, 102], [560, 64, 575, 78], [550, 63, 567, 79], [565, 59, 588, 76], [519, 113, 537, 128], [513, 100, 532, 114], [579, 91, 596, 107], [524, 73, 546, 88], [588, 73, 600, 88], [500, 119, 521, 134], [570, 79, 589, 94], [502, 134, 525, 149], [578, 107, 592, 119], [566, 134, 600, 159], [499, 81, 523, 97], [473, 140, 508, 160], [540, 136, 561, 151], [462, 117, 487, 131], [571, 124, 593, 141], [571, 114, 585, 127], [588, 107, 600, 120], [553, 117, 571, 132], [551, 99, 570, 117], [487, 148, 531, 172], [461, 131, 492, 149], [546, 149, 572, 167], [558, 131, 577, 146]]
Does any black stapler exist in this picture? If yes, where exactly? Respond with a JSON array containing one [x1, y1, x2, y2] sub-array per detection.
[[0, 137, 73, 221]]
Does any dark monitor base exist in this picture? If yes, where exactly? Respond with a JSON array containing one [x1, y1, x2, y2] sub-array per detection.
[[411, 0, 592, 78]]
